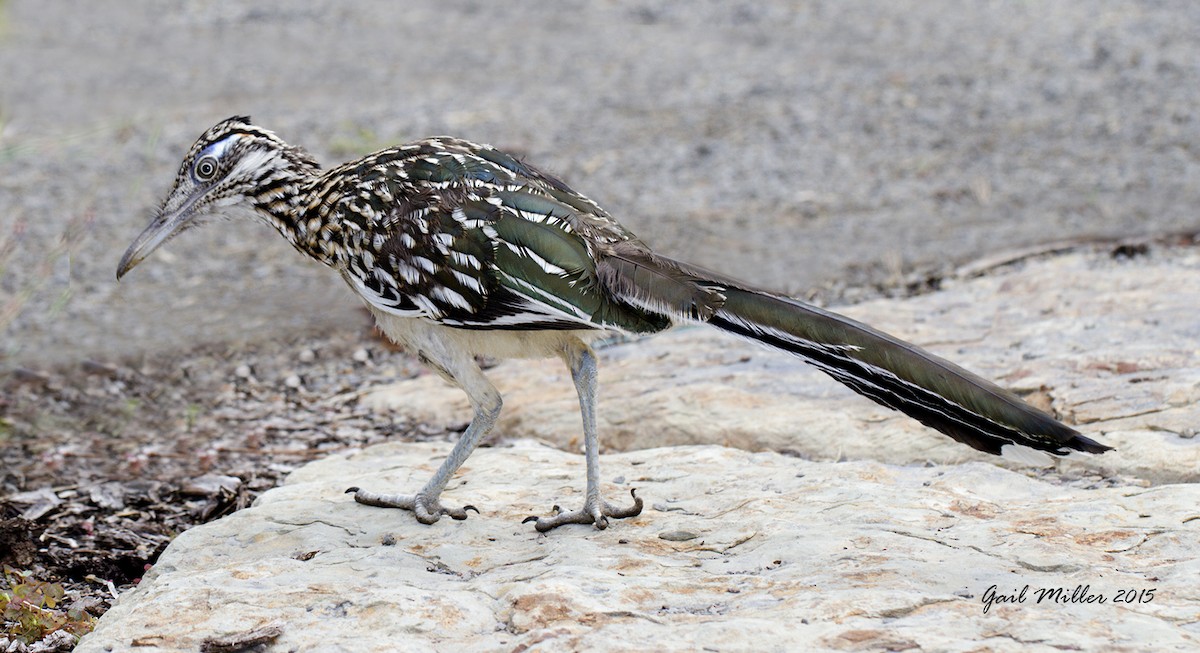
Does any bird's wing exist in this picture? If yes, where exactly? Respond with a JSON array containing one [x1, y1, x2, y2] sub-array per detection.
[[327, 139, 684, 334]]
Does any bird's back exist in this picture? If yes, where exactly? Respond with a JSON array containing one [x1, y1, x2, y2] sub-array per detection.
[[298, 137, 686, 336]]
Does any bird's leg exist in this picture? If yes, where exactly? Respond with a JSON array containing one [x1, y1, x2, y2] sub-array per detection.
[[348, 354, 501, 525], [524, 340, 643, 532]]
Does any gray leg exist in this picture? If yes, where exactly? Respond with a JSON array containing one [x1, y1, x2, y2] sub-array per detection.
[[524, 340, 642, 532], [348, 354, 501, 524]]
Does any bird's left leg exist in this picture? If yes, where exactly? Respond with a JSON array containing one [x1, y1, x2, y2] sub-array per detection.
[[524, 338, 643, 532]]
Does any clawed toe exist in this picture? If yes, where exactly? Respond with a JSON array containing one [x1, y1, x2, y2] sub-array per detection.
[[348, 487, 477, 524], [523, 489, 643, 533], [433, 503, 479, 521]]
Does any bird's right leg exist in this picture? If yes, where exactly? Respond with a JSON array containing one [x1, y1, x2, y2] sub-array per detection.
[[347, 347, 502, 525]]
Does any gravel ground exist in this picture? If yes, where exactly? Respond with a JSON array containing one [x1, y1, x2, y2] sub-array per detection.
[[0, 314, 461, 649], [1, 1, 1198, 648]]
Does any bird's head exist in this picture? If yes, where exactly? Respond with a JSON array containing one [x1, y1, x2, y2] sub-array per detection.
[[117, 116, 319, 279]]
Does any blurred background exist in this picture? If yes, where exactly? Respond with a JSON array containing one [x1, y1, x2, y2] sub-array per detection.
[[1, 0, 1197, 367]]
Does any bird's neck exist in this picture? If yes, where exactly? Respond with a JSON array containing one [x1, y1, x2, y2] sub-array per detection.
[[246, 150, 332, 263]]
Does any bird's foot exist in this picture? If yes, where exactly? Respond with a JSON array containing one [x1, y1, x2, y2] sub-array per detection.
[[522, 489, 642, 532], [346, 487, 478, 524]]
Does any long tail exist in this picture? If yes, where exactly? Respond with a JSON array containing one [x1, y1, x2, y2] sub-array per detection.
[[607, 249, 1110, 456]]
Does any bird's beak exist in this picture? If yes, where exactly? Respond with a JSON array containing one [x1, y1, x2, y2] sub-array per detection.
[[116, 206, 190, 280]]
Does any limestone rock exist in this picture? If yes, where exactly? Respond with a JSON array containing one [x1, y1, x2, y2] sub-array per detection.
[[77, 441, 1200, 652], [78, 246, 1200, 651]]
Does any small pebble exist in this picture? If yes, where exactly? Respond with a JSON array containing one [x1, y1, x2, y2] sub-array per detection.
[[352, 348, 370, 363], [298, 349, 316, 363], [234, 364, 252, 378], [284, 374, 302, 388]]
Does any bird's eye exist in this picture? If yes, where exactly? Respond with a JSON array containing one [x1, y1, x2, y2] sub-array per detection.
[[194, 156, 219, 181]]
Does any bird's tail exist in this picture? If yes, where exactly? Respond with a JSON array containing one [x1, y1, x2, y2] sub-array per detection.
[[608, 250, 1110, 456]]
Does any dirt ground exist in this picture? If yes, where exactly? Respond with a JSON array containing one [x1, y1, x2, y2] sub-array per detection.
[[1, 313, 452, 647], [1, 1, 1199, 649]]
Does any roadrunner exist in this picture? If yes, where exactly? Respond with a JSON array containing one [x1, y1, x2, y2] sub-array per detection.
[[118, 117, 1110, 531]]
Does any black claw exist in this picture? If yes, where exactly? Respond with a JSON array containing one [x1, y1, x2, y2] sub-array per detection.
[[611, 488, 645, 518], [345, 487, 360, 494], [522, 516, 539, 524], [464, 505, 480, 514]]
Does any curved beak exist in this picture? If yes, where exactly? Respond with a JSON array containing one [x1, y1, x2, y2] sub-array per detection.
[[117, 206, 193, 280]]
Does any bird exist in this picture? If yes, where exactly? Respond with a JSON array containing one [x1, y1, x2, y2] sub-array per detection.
[[117, 116, 1110, 532]]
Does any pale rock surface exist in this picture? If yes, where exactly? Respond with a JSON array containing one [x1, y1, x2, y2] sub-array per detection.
[[78, 247, 1200, 651], [77, 442, 1199, 652]]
